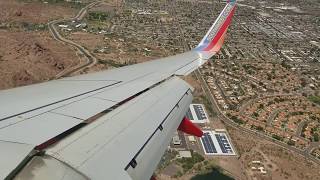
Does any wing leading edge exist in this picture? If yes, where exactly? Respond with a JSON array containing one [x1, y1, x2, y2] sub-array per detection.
[[0, 1, 236, 179]]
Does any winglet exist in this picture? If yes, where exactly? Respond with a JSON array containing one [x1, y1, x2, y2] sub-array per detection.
[[195, 0, 236, 57]]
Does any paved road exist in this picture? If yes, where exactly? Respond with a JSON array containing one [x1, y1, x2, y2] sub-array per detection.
[[306, 142, 320, 154], [267, 109, 280, 126], [48, 1, 101, 78], [194, 69, 320, 165], [74, 1, 101, 20], [295, 120, 307, 137]]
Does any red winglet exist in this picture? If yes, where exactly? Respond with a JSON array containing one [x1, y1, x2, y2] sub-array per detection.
[[178, 117, 203, 137]]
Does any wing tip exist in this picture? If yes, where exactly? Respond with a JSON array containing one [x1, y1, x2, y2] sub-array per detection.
[[194, 0, 236, 57]]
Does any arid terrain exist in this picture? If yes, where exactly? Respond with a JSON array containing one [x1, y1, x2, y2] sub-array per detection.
[[0, 0, 76, 23], [228, 126, 320, 180], [0, 0, 81, 90], [0, 30, 79, 89]]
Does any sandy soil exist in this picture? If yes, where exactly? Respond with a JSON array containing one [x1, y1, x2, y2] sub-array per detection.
[[0, 0, 82, 90], [68, 32, 105, 51], [228, 126, 320, 180], [90, 1, 119, 12], [0, 30, 78, 90], [0, 0, 77, 24], [67, 30, 168, 76]]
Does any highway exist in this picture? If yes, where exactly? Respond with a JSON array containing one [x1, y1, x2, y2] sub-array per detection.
[[48, 1, 101, 78]]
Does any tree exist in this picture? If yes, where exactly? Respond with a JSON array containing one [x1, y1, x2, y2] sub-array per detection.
[[314, 134, 319, 142], [272, 134, 283, 141], [231, 116, 244, 124], [256, 126, 264, 131], [251, 84, 257, 89], [301, 80, 307, 87], [258, 104, 264, 109], [308, 96, 320, 105], [287, 140, 295, 146], [281, 61, 290, 69]]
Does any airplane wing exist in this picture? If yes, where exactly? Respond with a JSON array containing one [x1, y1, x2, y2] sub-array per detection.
[[0, 1, 236, 179]]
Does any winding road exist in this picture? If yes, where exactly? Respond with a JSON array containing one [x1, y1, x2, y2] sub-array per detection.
[[48, 1, 101, 78]]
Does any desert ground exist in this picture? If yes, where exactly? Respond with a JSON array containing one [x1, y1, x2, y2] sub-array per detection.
[[0, 0, 81, 90]]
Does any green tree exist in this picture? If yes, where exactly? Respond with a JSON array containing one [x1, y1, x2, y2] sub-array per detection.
[[313, 134, 319, 142], [272, 134, 283, 141], [287, 139, 295, 146]]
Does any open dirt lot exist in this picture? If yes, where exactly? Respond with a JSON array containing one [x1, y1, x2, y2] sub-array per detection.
[[228, 126, 320, 180], [0, 0, 77, 24], [0, 0, 81, 90], [0, 30, 78, 90]]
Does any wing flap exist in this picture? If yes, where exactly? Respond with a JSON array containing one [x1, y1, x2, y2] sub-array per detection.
[[0, 80, 120, 121], [44, 77, 192, 179], [0, 141, 34, 180], [51, 97, 115, 120], [126, 90, 191, 180], [0, 113, 82, 145], [93, 72, 170, 102]]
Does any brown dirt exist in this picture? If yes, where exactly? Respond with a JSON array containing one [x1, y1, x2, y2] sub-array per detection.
[[90, 1, 119, 12], [228, 126, 320, 180], [0, 0, 77, 24], [68, 32, 105, 52], [67, 30, 168, 75], [0, 30, 78, 90], [0, 0, 82, 90]]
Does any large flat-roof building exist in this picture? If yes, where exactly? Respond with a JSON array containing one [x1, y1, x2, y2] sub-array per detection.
[[200, 130, 236, 156], [172, 132, 181, 145], [186, 104, 209, 124]]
